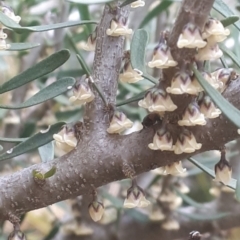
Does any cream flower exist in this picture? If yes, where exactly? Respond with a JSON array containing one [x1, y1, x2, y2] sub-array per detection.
[[159, 189, 178, 202], [162, 218, 180, 230], [214, 155, 232, 185], [0, 29, 7, 39], [131, 0, 145, 8], [78, 35, 96, 51], [152, 167, 165, 175], [169, 196, 183, 210], [69, 82, 95, 106], [123, 185, 150, 208], [148, 42, 177, 69], [166, 71, 201, 95], [195, 40, 223, 61], [174, 181, 190, 194], [1, 5, 21, 24], [163, 161, 186, 176], [0, 38, 10, 50], [88, 201, 104, 222], [107, 111, 133, 134], [149, 205, 165, 221], [178, 102, 206, 126], [106, 19, 132, 37], [199, 96, 221, 119], [148, 127, 174, 151], [202, 18, 230, 42], [53, 126, 77, 153], [119, 62, 143, 83], [174, 129, 202, 154], [139, 88, 177, 113], [177, 23, 206, 49]]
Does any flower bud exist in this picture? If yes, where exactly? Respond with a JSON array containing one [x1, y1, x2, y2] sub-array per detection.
[[119, 61, 143, 83], [88, 200, 104, 222], [199, 96, 221, 119], [162, 217, 180, 230], [78, 33, 96, 51], [174, 129, 202, 154], [131, 0, 145, 8], [163, 161, 186, 176], [202, 18, 230, 42], [174, 181, 190, 194], [106, 18, 132, 37], [214, 152, 232, 185], [178, 102, 206, 126], [69, 80, 95, 106], [107, 111, 133, 134], [148, 41, 177, 69], [148, 126, 174, 151], [177, 23, 206, 49]]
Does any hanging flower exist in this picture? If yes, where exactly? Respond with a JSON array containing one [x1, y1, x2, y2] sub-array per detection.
[[214, 152, 232, 185], [119, 61, 143, 83], [69, 81, 95, 106], [195, 40, 223, 61], [174, 129, 202, 154], [107, 111, 133, 134], [123, 184, 150, 208], [169, 196, 183, 210], [78, 34, 96, 52], [163, 161, 186, 176], [202, 18, 230, 42], [88, 200, 104, 222], [178, 102, 206, 126], [159, 189, 178, 202], [53, 126, 77, 153], [162, 217, 180, 230], [131, 0, 145, 8], [152, 167, 165, 175], [0, 4, 21, 24], [0, 38, 10, 50], [149, 205, 165, 221], [177, 23, 206, 49], [148, 41, 177, 69], [8, 229, 26, 240], [148, 126, 174, 151], [106, 18, 132, 37], [199, 96, 221, 119], [174, 181, 190, 194]]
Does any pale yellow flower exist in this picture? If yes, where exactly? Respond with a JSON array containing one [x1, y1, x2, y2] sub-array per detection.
[[78, 36, 96, 52], [149, 205, 165, 221], [177, 23, 206, 49], [214, 156, 232, 185], [131, 0, 145, 8], [163, 161, 186, 176], [88, 201, 104, 222], [106, 19, 132, 37], [199, 96, 221, 119], [1, 5, 21, 24], [162, 218, 180, 230], [0, 38, 10, 50], [119, 62, 143, 83]]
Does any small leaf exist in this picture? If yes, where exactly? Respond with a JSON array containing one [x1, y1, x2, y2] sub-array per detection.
[[0, 12, 97, 34], [188, 157, 236, 190], [220, 43, 240, 69], [76, 54, 91, 76], [0, 77, 75, 109], [130, 29, 157, 84], [139, 1, 173, 28], [213, 0, 240, 31], [7, 42, 40, 51], [0, 122, 65, 162], [44, 167, 57, 179], [192, 66, 240, 129], [32, 170, 44, 180], [221, 15, 239, 27], [0, 49, 70, 94], [0, 137, 27, 143], [38, 141, 54, 163], [68, 0, 113, 4], [116, 90, 147, 107], [235, 175, 240, 201]]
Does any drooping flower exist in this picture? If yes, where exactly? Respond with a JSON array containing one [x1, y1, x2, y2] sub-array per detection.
[[106, 18, 132, 37], [214, 152, 232, 185], [123, 184, 150, 208], [78, 33, 96, 51], [8, 229, 26, 240], [53, 126, 77, 153], [99, 199, 118, 225], [162, 217, 180, 230], [177, 23, 206, 49], [0, 4, 21, 24], [149, 205, 165, 221], [139, 88, 177, 113], [69, 80, 95, 106], [195, 40, 223, 61], [178, 102, 206, 126], [202, 18, 230, 42], [107, 111, 133, 134], [119, 61, 143, 83], [159, 189, 177, 202], [0, 38, 10, 50], [148, 41, 177, 69], [88, 200, 104, 222], [163, 161, 186, 176], [148, 126, 174, 151], [174, 129, 202, 154], [199, 96, 221, 119], [131, 0, 145, 8], [169, 196, 183, 210], [174, 181, 190, 194]]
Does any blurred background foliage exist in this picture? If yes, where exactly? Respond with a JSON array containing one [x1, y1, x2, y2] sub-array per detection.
[[0, 0, 240, 240]]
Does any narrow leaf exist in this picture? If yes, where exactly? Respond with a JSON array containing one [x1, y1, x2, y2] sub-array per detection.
[[139, 1, 173, 28], [0, 122, 65, 162], [236, 175, 240, 201], [192, 66, 240, 129], [38, 141, 54, 163], [130, 29, 157, 84], [44, 167, 57, 179], [68, 0, 113, 4], [116, 90, 147, 107], [221, 16, 239, 27], [0, 49, 70, 94], [76, 54, 91, 76], [213, 0, 240, 31], [188, 157, 236, 190], [0, 137, 27, 143], [220, 43, 240, 69], [0, 12, 97, 34], [0, 77, 75, 109], [7, 42, 40, 51]]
